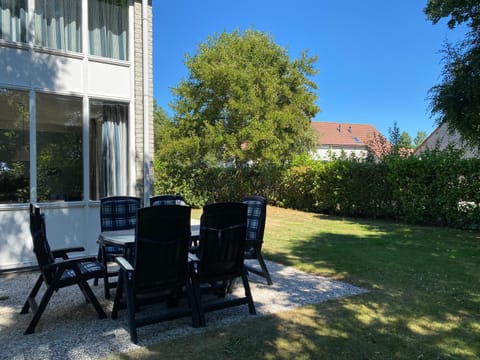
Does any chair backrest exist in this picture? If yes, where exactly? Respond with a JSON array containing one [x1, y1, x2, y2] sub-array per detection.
[[197, 202, 247, 281], [243, 196, 267, 245], [100, 196, 141, 232], [29, 204, 55, 283], [133, 205, 191, 292], [150, 194, 186, 206]]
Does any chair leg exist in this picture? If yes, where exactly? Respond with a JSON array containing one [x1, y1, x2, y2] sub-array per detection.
[[20, 275, 44, 314], [241, 270, 256, 315], [186, 281, 200, 328], [112, 271, 124, 319], [191, 276, 205, 327], [100, 247, 112, 299], [24, 284, 55, 334], [256, 252, 273, 285], [94, 247, 102, 286], [123, 276, 138, 343], [76, 277, 107, 319]]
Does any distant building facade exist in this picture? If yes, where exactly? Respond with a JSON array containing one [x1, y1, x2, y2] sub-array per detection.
[[311, 122, 388, 161], [414, 122, 479, 158]]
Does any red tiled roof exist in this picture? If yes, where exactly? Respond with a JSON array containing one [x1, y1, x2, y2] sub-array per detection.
[[311, 121, 384, 147]]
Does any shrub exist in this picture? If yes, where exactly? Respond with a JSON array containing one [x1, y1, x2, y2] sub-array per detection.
[[154, 148, 480, 229]]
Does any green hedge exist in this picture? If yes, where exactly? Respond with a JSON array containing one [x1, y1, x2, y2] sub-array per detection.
[[279, 149, 480, 228], [154, 149, 480, 229], [154, 159, 282, 208]]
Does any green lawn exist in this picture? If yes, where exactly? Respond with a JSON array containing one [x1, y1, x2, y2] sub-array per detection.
[[107, 206, 480, 359]]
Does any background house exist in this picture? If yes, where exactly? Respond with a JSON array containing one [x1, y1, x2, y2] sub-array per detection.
[[0, 0, 153, 270], [414, 122, 479, 158], [311, 122, 387, 161]]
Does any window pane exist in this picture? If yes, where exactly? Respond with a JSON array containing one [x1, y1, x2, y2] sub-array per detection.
[[89, 101, 128, 200], [0, 0, 27, 43], [37, 93, 83, 202], [0, 89, 30, 203], [34, 0, 82, 52], [88, 0, 128, 60]]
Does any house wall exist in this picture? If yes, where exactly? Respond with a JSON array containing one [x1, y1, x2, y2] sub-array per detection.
[[0, 1, 153, 270], [312, 146, 369, 161], [415, 122, 479, 159]]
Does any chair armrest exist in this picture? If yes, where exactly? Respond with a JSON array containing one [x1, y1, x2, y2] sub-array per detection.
[[43, 256, 99, 271], [52, 246, 86, 259], [115, 256, 134, 272]]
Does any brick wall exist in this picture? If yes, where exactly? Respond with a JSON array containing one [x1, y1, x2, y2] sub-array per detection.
[[134, 0, 154, 197]]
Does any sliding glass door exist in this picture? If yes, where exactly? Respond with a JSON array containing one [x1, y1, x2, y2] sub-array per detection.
[[90, 101, 128, 200]]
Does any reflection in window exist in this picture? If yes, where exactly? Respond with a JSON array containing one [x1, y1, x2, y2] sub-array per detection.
[[34, 0, 82, 52], [36, 93, 83, 202], [0, 0, 27, 43], [0, 89, 30, 203], [88, 0, 128, 60], [90, 101, 128, 200]]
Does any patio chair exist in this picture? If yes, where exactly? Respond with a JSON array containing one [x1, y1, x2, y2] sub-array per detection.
[[95, 196, 141, 299], [111, 205, 199, 343], [150, 194, 187, 206], [21, 204, 107, 334], [190, 202, 256, 326], [243, 195, 273, 285]]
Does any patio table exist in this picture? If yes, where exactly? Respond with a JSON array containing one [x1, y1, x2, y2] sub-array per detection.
[[97, 220, 200, 259]]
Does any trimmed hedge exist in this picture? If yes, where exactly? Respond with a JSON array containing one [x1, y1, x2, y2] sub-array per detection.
[[279, 150, 480, 228], [154, 149, 480, 229]]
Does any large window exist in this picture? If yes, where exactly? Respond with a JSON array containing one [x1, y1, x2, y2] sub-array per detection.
[[89, 101, 128, 200], [0, 89, 30, 203], [34, 0, 82, 52], [0, 0, 27, 43], [89, 0, 128, 61], [36, 93, 83, 202]]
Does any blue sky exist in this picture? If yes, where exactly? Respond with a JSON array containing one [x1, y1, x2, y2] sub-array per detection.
[[153, 1, 467, 139]]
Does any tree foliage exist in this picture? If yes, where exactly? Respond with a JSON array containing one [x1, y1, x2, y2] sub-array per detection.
[[163, 29, 319, 169], [414, 130, 427, 148], [425, 0, 480, 148], [153, 101, 170, 153], [399, 131, 413, 149]]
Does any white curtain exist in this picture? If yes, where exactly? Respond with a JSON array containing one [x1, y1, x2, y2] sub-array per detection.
[[89, 0, 128, 60], [0, 0, 27, 43], [34, 0, 81, 52], [100, 105, 127, 197]]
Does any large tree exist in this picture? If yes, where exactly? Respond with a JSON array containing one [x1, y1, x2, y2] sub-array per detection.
[[425, 0, 480, 147], [163, 29, 319, 168]]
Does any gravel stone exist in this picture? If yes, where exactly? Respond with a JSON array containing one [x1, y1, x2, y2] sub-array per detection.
[[0, 260, 367, 360]]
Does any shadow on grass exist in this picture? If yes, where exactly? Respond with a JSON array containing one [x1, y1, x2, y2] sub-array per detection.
[[259, 216, 480, 359], [109, 214, 480, 360]]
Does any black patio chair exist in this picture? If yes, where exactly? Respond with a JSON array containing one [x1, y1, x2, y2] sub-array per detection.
[[111, 205, 199, 343], [243, 196, 273, 285], [150, 194, 186, 206], [190, 202, 256, 326], [21, 204, 107, 334], [95, 196, 141, 299]]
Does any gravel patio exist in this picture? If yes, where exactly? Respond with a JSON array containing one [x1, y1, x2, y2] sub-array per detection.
[[0, 260, 367, 360]]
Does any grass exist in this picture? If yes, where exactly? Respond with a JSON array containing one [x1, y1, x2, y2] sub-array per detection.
[[106, 206, 480, 359]]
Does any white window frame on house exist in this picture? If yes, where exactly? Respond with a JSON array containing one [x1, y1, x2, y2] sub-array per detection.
[[0, 0, 134, 206]]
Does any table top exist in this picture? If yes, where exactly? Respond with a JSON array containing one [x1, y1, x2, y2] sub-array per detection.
[[98, 223, 200, 247]]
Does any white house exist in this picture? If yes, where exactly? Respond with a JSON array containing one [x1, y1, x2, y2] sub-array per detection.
[[0, 0, 153, 270], [311, 122, 387, 161]]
